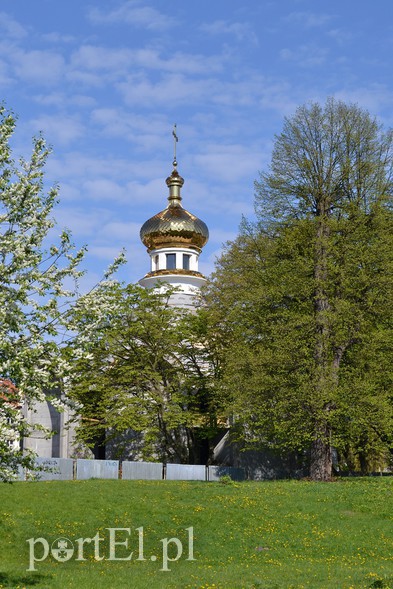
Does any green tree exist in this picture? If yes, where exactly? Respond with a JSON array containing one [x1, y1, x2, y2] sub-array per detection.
[[68, 283, 221, 463], [208, 98, 393, 480], [0, 106, 123, 481]]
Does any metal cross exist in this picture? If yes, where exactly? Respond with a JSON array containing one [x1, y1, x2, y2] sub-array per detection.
[[172, 124, 178, 166]]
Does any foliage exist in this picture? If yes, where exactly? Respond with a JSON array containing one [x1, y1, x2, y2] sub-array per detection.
[[207, 98, 393, 480], [67, 283, 222, 463], [218, 474, 235, 485], [1, 478, 392, 588], [0, 106, 124, 481]]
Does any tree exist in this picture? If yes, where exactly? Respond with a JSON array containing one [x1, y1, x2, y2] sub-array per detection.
[[208, 98, 393, 480], [0, 106, 123, 481], [67, 283, 222, 464]]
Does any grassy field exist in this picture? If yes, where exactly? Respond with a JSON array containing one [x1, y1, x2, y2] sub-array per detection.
[[0, 477, 392, 589]]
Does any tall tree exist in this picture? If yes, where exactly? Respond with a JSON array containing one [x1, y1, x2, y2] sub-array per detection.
[[208, 98, 393, 480], [0, 106, 122, 481], [68, 284, 221, 464]]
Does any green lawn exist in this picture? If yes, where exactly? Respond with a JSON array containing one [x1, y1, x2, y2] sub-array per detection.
[[0, 477, 392, 589]]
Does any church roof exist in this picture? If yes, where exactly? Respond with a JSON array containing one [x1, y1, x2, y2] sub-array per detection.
[[140, 166, 209, 252]]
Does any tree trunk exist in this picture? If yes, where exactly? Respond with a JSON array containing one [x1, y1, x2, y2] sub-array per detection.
[[311, 210, 334, 481], [310, 424, 332, 481]]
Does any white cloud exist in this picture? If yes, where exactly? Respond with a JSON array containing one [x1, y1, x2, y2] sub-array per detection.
[[72, 270, 107, 296], [193, 144, 264, 182], [81, 179, 129, 203], [42, 32, 76, 44], [100, 221, 142, 242], [66, 70, 105, 88], [57, 176, 170, 207], [33, 92, 96, 108], [199, 258, 218, 279], [207, 193, 254, 218], [280, 45, 328, 67], [89, 245, 127, 261], [124, 179, 170, 205], [0, 58, 12, 87], [57, 183, 82, 202], [285, 12, 334, 28], [129, 72, 293, 116], [118, 72, 221, 107], [32, 93, 70, 108], [54, 207, 108, 236], [70, 45, 132, 72], [90, 108, 169, 147], [200, 20, 258, 46], [11, 49, 65, 85], [257, 80, 298, 115], [70, 45, 223, 76], [47, 153, 143, 183], [29, 115, 85, 146], [0, 12, 27, 39], [183, 175, 254, 219], [333, 85, 393, 123], [327, 28, 354, 44], [88, 0, 176, 31], [207, 228, 238, 245]]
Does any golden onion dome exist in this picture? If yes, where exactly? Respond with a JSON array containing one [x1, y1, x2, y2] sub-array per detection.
[[140, 166, 209, 252]]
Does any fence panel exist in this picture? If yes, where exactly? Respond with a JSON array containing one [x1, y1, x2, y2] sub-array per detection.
[[207, 465, 245, 482], [122, 461, 163, 480], [29, 458, 74, 481], [76, 459, 119, 480], [166, 464, 206, 481]]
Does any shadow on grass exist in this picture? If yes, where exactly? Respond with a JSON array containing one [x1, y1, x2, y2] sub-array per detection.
[[369, 580, 393, 589], [0, 571, 52, 587]]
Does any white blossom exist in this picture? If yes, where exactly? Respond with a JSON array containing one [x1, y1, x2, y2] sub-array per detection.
[[0, 106, 125, 481]]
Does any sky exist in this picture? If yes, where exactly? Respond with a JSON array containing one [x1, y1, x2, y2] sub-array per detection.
[[0, 0, 392, 288]]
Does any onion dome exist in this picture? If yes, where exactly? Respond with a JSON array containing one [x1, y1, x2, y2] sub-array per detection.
[[140, 164, 209, 252]]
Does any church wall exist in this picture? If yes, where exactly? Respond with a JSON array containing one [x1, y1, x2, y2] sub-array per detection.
[[23, 398, 79, 459], [23, 400, 61, 458]]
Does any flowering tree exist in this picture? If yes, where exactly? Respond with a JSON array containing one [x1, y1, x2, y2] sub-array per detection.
[[0, 106, 123, 481], [67, 283, 222, 464]]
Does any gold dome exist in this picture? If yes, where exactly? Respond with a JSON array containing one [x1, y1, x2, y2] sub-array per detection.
[[140, 167, 209, 252]]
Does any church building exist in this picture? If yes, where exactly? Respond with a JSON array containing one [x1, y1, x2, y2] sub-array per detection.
[[19, 131, 302, 479], [22, 130, 210, 459]]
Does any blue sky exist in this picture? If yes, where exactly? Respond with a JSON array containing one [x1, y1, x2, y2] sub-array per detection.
[[1, 0, 392, 288]]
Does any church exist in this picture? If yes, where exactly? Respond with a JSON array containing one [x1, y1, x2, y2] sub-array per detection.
[[23, 133, 212, 460], [21, 134, 302, 480]]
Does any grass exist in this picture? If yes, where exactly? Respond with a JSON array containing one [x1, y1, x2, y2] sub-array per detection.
[[0, 477, 392, 588]]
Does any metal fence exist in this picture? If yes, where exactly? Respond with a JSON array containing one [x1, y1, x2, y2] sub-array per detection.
[[22, 458, 246, 482]]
